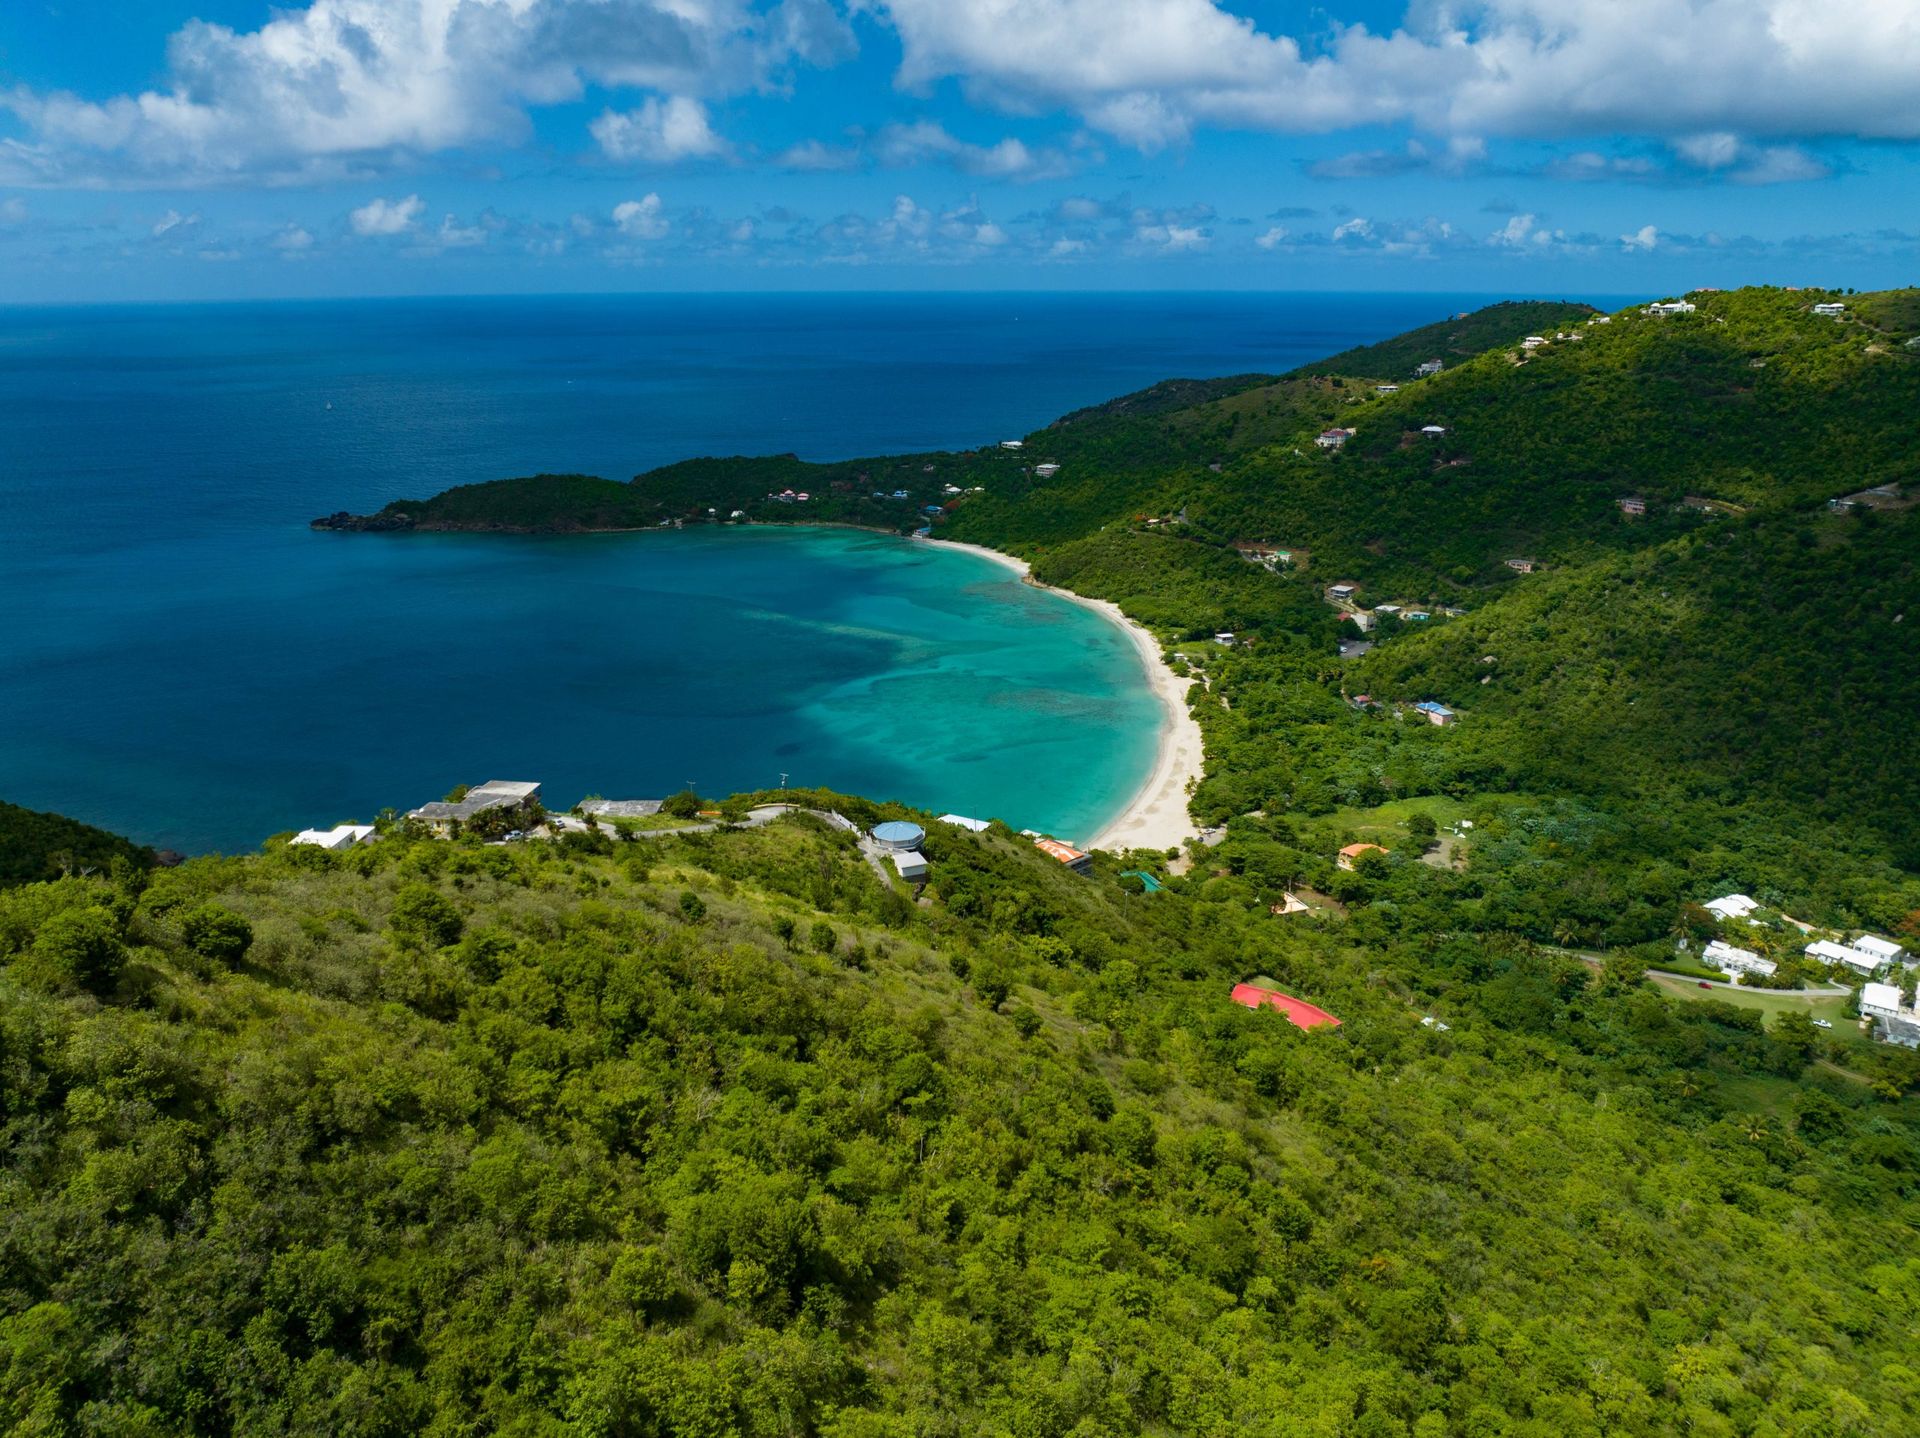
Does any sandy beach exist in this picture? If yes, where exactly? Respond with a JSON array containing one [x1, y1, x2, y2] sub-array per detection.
[[930, 538, 1203, 854]]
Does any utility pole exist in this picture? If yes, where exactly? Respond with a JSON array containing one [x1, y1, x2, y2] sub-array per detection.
[[779, 772, 789, 795]]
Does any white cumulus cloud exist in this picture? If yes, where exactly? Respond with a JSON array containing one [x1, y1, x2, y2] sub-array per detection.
[[872, 0, 1920, 151], [591, 96, 730, 165], [613, 194, 669, 239], [350, 194, 424, 236], [1621, 224, 1660, 251]]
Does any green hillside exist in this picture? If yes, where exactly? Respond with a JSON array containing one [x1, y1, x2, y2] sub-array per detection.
[[4, 807, 1920, 1435], [1291, 298, 1600, 379], [0, 799, 155, 887], [33, 284, 1911, 1430]]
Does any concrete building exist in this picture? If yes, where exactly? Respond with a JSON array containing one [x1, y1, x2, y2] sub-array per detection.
[[1504, 558, 1536, 574], [1000, 439, 1024, 449], [890, 851, 929, 882], [939, 814, 991, 833], [1415, 359, 1443, 377], [1033, 463, 1061, 478], [1704, 940, 1776, 980], [408, 781, 543, 834], [1618, 496, 1647, 516], [871, 821, 928, 853], [1861, 982, 1907, 1022], [1808, 939, 1883, 977], [1811, 302, 1846, 317], [1413, 700, 1456, 726], [1856, 934, 1909, 966], [1421, 425, 1447, 437], [1033, 836, 1093, 875], [292, 824, 376, 850], [1316, 428, 1354, 450], [1704, 894, 1761, 922]]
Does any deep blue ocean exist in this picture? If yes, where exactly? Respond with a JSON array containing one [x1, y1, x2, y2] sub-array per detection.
[[0, 292, 1502, 852]]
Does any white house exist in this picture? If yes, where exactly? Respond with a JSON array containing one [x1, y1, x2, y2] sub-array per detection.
[[1856, 934, 1909, 966], [1375, 384, 1400, 394], [1861, 982, 1906, 1021], [1421, 424, 1447, 437], [1415, 359, 1443, 376], [891, 850, 929, 881], [1000, 439, 1024, 450], [1704, 940, 1776, 979], [1328, 583, 1357, 601], [1316, 428, 1354, 450], [1521, 336, 1546, 349], [1811, 302, 1846, 317], [1647, 301, 1697, 316], [1704, 893, 1761, 922], [1807, 939, 1881, 976], [1033, 463, 1060, 478], [939, 814, 991, 833], [292, 824, 376, 850]]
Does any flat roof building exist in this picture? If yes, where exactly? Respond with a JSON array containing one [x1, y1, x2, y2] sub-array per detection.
[[891, 851, 929, 882], [939, 814, 991, 833], [579, 799, 663, 818], [409, 781, 543, 831], [1808, 939, 1883, 976], [292, 824, 376, 850], [1705, 940, 1776, 979], [1856, 934, 1909, 965]]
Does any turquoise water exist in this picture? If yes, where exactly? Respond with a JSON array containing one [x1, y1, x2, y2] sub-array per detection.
[[4, 520, 1156, 851], [0, 292, 1508, 852]]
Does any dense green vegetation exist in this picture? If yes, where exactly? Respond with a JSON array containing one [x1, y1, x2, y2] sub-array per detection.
[[1291, 299, 1599, 379], [0, 799, 154, 887], [21, 285, 1914, 1431], [6, 810, 1920, 1436]]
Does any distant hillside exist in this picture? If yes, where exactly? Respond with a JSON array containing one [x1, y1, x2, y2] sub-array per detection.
[[0, 799, 153, 886], [1050, 373, 1275, 427], [1292, 298, 1600, 379]]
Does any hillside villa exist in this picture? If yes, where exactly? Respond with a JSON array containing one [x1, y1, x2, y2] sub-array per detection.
[[291, 824, 376, 850], [1704, 940, 1777, 980], [1033, 836, 1093, 875], [1338, 842, 1388, 871], [1704, 893, 1761, 921], [408, 780, 543, 835], [1317, 428, 1354, 450], [1414, 700, 1456, 726]]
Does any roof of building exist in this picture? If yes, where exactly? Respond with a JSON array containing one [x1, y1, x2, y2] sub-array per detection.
[[1808, 939, 1878, 968], [1033, 837, 1089, 866], [1704, 893, 1760, 918], [579, 799, 663, 818], [890, 850, 928, 874], [1855, 935, 1907, 960], [292, 824, 375, 848], [1704, 940, 1773, 971], [938, 814, 991, 833], [1340, 842, 1388, 859], [1862, 981, 1903, 1012], [872, 820, 928, 847], [1414, 700, 1454, 716], [1230, 983, 1342, 1030]]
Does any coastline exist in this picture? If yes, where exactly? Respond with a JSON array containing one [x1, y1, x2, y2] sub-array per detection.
[[928, 538, 1203, 854]]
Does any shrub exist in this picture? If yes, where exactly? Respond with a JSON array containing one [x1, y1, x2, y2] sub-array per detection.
[[28, 906, 125, 993], [678, 891, 707, 923], [388, 884, 464, 949], [179, 903, 253, 967]]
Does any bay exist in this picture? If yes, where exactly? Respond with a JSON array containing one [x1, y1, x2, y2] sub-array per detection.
[[0, 291, 1500, 851]]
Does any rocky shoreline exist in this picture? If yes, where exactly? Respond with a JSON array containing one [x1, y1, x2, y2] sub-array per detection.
[[311, 509, 417, 532]]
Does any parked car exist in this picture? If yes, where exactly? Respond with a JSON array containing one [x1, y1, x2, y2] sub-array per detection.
[[1812, 1019, 1833, 1029], [1697, 981, 1712, 989]]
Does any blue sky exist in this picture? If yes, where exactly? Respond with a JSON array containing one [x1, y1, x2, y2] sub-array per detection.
[[2, 0, 1917, 300]]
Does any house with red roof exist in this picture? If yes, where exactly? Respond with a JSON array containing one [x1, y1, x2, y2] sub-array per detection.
[[1231, 983, 1342, 1030]]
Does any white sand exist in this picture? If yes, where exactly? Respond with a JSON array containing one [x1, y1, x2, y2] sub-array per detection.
[[929, 538, 1203, 854]]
